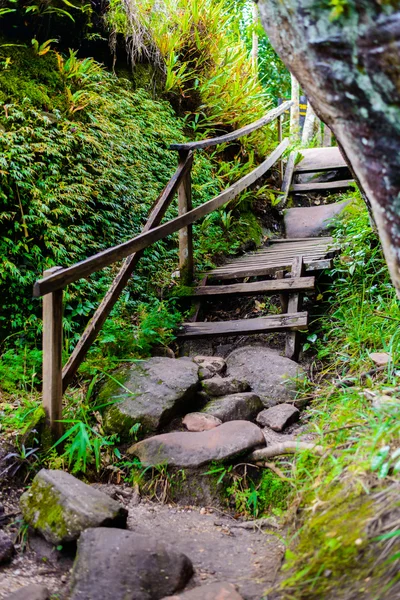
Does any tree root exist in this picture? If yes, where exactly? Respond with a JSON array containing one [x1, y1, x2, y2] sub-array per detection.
[[249, 442, 325, 461]]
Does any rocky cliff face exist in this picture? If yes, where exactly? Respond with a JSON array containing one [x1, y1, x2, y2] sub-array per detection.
[[258, 1, 400, 297]]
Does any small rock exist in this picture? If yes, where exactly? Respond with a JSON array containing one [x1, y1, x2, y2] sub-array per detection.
[[369, 352, 391, 366], [199, 507, 207, 515], [193, 356, 226, 375], [226, 346, 304, 406], [203, 393, 263, 422], [256, 404, 300, 432], [198, 367, 214, 380], [69, 528, 193, 600], [6, 584, 50, 600], [0, 530, 14, 564], [128, 421, 265, 468], [182, 413, 222, 432], [202, 377, 250, 397], [20, 469, 127, 545], [161, 582, 244, 599]]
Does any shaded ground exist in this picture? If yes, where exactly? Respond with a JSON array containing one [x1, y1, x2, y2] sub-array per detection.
[[0, 481, 285, 600]]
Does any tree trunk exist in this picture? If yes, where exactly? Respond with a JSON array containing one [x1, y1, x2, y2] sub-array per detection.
[[258, 1, 400, 298], [301, 102, 316, 146], [290, 74, 300, 140]]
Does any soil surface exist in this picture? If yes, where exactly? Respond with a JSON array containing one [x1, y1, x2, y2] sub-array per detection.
[[0, 481, 285, 599]]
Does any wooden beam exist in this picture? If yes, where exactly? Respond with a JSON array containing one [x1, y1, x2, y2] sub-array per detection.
[[276, 270, 288, 313], [177, 312, 308, 338], [291, 179, 354, 193], [61, 153, 193, 391], [192, 277, 315, 297], [42, 267, 64, 439], [285, 256, 304, 361], [178, 150, 194, 284], [278, 150, 297, 208], [170, 102, 292, 151], [33, 139, 290, 298], [206, 258, 332, 280]]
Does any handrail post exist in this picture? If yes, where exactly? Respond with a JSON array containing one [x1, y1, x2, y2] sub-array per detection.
[[42, 266, 63, 439], [177, 150, 194, 284], [277, 113, 284, 185]]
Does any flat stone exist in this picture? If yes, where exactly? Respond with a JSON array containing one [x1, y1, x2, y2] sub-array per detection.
[[69, 528, 193, 600], [226, 346, 304, 407], [202, 376, 250, 397], [284, 200, 351, 238], [256, 404, 300, 432], [369, 352, 391, 366], [164, 582, 243, 599], [101, 357, 199, 440], [182, 413, 222, 432], [193, 356, 226, 375], [198, 367, 214, 380], [0, 530, 14, 564], [6, 585, 50, 600], [128, 421, 265, 468], [203, 393, 263, 422], [20, 469, 127, 545]]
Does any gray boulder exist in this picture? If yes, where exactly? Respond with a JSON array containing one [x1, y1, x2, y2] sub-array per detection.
[[6, 585, 50, 600], [0, 530, 14, 564], [164, 581, 243, 599], [69, 528, 193, 600], [101, 357, 199, 440], [203, 393, 263, 423], [226, 347, 304, 407], [20, 469, 127, 545], [128, 421, 265, 468], [256, 404, 300, 432], [201, 376, 250, 397]]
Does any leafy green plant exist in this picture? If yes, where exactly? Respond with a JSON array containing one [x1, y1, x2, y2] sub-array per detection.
[[31, 38, 57, 56]]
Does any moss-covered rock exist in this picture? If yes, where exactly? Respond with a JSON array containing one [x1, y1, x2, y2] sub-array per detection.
[[20, 469, 127, 544], [101, 357, 200, 441]]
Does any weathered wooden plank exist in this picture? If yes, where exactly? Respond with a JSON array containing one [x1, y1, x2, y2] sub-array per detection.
[[285, 256, 304, 361], [177, 312, 308, 338], [226, 250, 334, 264], [294, 147, 347, 173], [33, 139, 290, 297], [42, 267, 64, 438], [178, 150, 194, 284], [291, 179, 354, 192], [170, 102, 292, 151], [192, 277, 315, 297], [265, 237, 333, 243], [61, 153, 194, 391], [278, 150, 297, 207], [206, 258, 332, 280]]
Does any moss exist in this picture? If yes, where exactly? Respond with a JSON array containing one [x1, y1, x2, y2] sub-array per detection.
[[20, 478, 69, 542], [102, 403, 139, 439], [280, 482, 373, 598]]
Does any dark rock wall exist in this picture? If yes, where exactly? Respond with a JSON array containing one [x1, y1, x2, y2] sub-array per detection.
[[258, 1, 400, 297]]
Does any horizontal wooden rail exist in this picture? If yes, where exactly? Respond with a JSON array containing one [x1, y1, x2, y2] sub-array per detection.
[[170, 101, 293, 151], [33, 138, 289, 298], [61, 151, 194, 390]]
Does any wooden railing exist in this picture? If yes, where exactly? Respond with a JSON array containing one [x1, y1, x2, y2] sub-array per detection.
[[33, 100, 292, 436]]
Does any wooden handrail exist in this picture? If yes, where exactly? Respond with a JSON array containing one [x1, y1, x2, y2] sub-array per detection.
[[61, 151, 194, 390], [169, 101, 292, 151], [33, 138, 289, 298]]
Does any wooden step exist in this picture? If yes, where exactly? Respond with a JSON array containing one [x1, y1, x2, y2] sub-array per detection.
[[294, 147, 347, 173], [192, 277, 315, 297], [291, 179, 354, 193], [178, 312, 308, 338], [207, 258, 333, 280]]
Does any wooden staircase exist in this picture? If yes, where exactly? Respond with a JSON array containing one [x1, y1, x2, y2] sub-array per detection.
[[178, 236, 339, 360]]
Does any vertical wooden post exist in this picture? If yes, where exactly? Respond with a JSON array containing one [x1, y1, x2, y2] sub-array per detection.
[[277, 114, 284, 185], [178, 150, 194, 284], [285, 256, 304, 361], [276, 270, 288, 313], [42, 266, 64, 439]]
